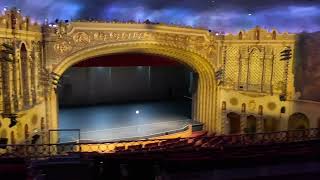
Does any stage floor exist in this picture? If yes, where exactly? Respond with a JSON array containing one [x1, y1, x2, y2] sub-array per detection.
[[58, 100, 191, 142]]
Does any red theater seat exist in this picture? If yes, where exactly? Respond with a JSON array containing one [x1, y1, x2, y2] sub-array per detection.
[[127, 144, 143, 151]]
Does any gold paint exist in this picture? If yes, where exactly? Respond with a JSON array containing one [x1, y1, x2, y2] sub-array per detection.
[[267, 102, 277, 111], [1, 10, 319, 146], [230, 98, 239, 106]]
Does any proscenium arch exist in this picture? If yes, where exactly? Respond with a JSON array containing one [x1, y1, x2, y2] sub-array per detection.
[[51, 43, 217, 132]]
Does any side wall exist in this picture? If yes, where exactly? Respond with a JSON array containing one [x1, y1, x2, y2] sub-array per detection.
[[0, 9, 50, 145], [216, 27, 298, 134]]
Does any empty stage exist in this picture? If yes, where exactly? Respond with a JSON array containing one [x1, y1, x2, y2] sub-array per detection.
[[58, 100, 192, 142]]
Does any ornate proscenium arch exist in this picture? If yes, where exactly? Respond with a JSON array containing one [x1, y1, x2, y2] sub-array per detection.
[[46, 22, 218, 133], [52, 44, 217, 132]]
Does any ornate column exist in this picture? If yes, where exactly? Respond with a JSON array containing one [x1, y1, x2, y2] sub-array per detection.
[[221, 111, 228, 134], [256, 117, 264, 133], [2, 61, 14, 113], [1, 62, 11, 113], [220, 101, 227, 134], [34, 50, 41, 104], [28, 55, 33, 106], [12, 43, 25, 112], [240, 104, 247, 133], [240, 114, 247, 133], [14, 48, 23, 111], [30, 54, 37, 106], [238, 47, 249, 90], [256, 105, 264, 133]]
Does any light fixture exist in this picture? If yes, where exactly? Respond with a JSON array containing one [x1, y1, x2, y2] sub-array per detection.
[[135, 110, 140, 114]]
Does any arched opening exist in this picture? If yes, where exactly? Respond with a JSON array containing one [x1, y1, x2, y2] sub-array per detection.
[[288, 113, 310, 130], [227, 112, 241, 134], [58, 53, 195, 141], [246, 115, 257, 133], [20, 43, 30, 108], [248, 48, 263, 91], [52, 43, 215, 142], [51, 44, 216, 142]]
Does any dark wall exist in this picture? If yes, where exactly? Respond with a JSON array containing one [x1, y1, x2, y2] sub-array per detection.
[[58, 66, 193, 106], [295, 32, 320, 101]]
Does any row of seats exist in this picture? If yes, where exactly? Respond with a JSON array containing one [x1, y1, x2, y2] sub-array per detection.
[[108, 129, 320, 155]]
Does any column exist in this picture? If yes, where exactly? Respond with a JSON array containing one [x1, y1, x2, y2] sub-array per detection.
[[240, 114, 247, 133], [221, 111, 228, 134], [12, 59, 19, 112], [256, 116, 264, 133], [27, 55, 33, 106]]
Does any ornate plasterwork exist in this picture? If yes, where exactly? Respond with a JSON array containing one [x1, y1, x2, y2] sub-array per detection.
[[51, 24, 217, 63]]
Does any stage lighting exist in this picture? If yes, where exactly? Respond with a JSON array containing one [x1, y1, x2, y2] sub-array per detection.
[[280, 47, 292, 61]]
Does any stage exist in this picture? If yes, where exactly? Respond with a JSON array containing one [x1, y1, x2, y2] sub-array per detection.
[[58, 100, 192, 142]]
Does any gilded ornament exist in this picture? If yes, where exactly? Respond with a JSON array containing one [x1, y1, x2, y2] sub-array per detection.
[[73, 32, 90, 44], [230, 98, 239, 106], [267, 102, 277, 111], [54, 41, 72, 54]]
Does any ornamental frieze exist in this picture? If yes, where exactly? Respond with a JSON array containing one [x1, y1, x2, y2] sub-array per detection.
[[52, 30, 217, 60], [54, 40, 73, 54]]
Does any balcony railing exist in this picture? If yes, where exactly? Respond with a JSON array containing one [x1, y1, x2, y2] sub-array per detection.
[[0, 128, 319, 159]]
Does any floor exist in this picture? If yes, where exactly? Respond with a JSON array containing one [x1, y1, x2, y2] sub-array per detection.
[[58, 100, 191, 142]]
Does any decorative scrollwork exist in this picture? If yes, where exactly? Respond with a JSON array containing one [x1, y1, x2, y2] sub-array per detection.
[[53, 29, 217, 60], [73, 32, 90, 44], [54, 41, 72, 54]]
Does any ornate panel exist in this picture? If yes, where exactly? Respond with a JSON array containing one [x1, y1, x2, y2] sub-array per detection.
[[239, 47, 249, 89], [263, 47, 274, 92], [272, 47, 286, 93], [248, 47, 263, 91], [224, 46, 240, 88], [47, 23, 218, 68]]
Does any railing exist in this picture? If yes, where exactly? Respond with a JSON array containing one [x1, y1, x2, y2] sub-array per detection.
[[218, 128, 320, 146], [0, 128, 319, 159]]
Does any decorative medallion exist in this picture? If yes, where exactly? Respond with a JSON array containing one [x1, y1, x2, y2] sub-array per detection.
[[267, 102, 277, 111], [230, 97, 239, 106], [73, 32, 90, 44], [54, 41, 72, 54]]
